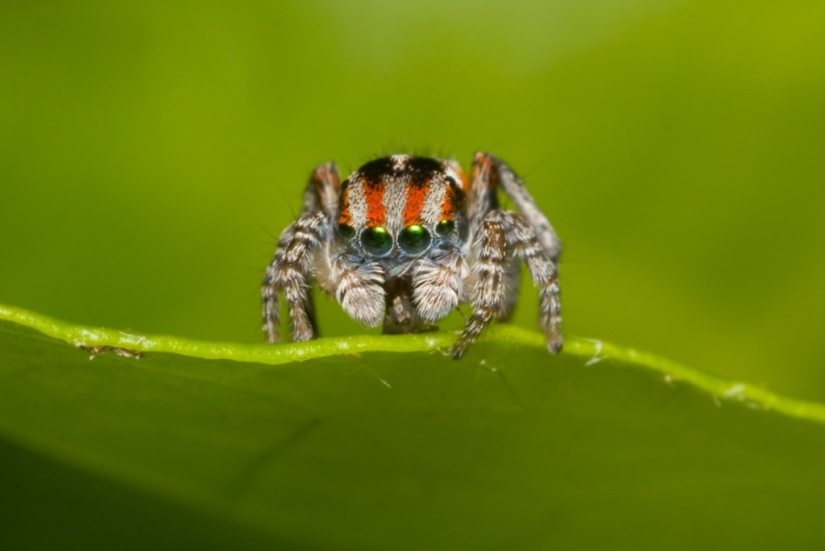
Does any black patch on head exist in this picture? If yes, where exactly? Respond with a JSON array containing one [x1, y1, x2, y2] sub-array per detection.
[[445, 175, 466, 213], [356, 155, 446, 188], [356, 157, 396, 182], [406, 156, 443, 174], [407, 156, 444, 187]]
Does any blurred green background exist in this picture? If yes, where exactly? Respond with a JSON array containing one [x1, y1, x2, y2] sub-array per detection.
[[1, 0, 824, 399]]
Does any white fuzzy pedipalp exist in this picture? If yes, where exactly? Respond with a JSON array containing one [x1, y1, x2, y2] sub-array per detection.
[[412, 249, 468, 323], [332, 254, 386, 328]]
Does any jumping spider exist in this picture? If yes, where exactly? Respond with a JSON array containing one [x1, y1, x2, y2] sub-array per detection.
[[262, 152, 562, 359]]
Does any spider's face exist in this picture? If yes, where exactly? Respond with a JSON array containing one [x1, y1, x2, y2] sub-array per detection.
[[337, 155, 468, 261]]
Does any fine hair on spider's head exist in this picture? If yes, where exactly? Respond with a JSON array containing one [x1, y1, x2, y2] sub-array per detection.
[[336, 154, 468, 261]]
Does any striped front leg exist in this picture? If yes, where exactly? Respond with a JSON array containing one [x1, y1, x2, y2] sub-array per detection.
[[262, 210, 329, 343]]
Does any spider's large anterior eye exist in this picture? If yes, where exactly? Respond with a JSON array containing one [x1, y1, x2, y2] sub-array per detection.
[[398, 224, 432, 255], [338, 223, 356, 239], [436, 219, 455, 236], [361, 226, 392, 256]]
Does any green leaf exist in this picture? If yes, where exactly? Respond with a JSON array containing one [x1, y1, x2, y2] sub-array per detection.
[[1, 303, 825, 550]]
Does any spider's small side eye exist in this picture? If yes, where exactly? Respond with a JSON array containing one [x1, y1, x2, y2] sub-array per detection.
[[398, 224, 432, 255], [361, 226, 393, 256], [338, 223, 356, 238], [436, 220, 455, 236]]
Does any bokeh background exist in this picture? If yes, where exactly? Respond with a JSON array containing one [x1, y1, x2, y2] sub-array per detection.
[[2, 0, 824, 399]]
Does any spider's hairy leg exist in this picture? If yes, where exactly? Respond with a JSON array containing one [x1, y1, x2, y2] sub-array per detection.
[[412, 246, 468, 324], [471, 152, 562, 262], [451, 216, 507, 359], [302, 162, 341, 220], [497, 257, 521, 322], [261, 282, 280, 342], [462, 152, 563, 354], [496, 210, 562, 354], [331, 253, 386, 328], [262, 210, 330, 343], [262, 162, 340, 343]]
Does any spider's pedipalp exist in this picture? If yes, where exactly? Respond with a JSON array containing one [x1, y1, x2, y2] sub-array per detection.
[[412, 246, 468, 323], [331, 253, 386, 328]]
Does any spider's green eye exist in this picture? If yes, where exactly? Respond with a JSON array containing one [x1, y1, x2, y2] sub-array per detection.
[[436, 219, 455, 236], [361, 226, 392, 256], [338, 223, 356, 238], [398, 224, 432, 255]]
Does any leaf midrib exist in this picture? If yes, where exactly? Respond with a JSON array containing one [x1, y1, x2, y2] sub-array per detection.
[[2, 302, 825, 426]]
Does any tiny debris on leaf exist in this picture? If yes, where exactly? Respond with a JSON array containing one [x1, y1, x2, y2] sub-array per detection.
[[77, 343, 144, 360]]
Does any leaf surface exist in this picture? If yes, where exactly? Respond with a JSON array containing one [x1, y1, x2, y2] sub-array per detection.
[[1, 304, 824, 550]]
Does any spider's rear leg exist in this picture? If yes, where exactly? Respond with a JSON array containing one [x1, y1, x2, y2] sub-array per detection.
[[302, 162, 341, 220], [499, 210, 562, 353], [471, 152, 563, 262], [262, 210, 329, 342]]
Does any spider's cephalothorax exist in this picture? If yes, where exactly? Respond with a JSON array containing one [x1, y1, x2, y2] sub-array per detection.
[[262, 153, 562, 359]]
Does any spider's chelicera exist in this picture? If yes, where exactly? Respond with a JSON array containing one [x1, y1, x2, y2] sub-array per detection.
[[262, 153, 562, 359]]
